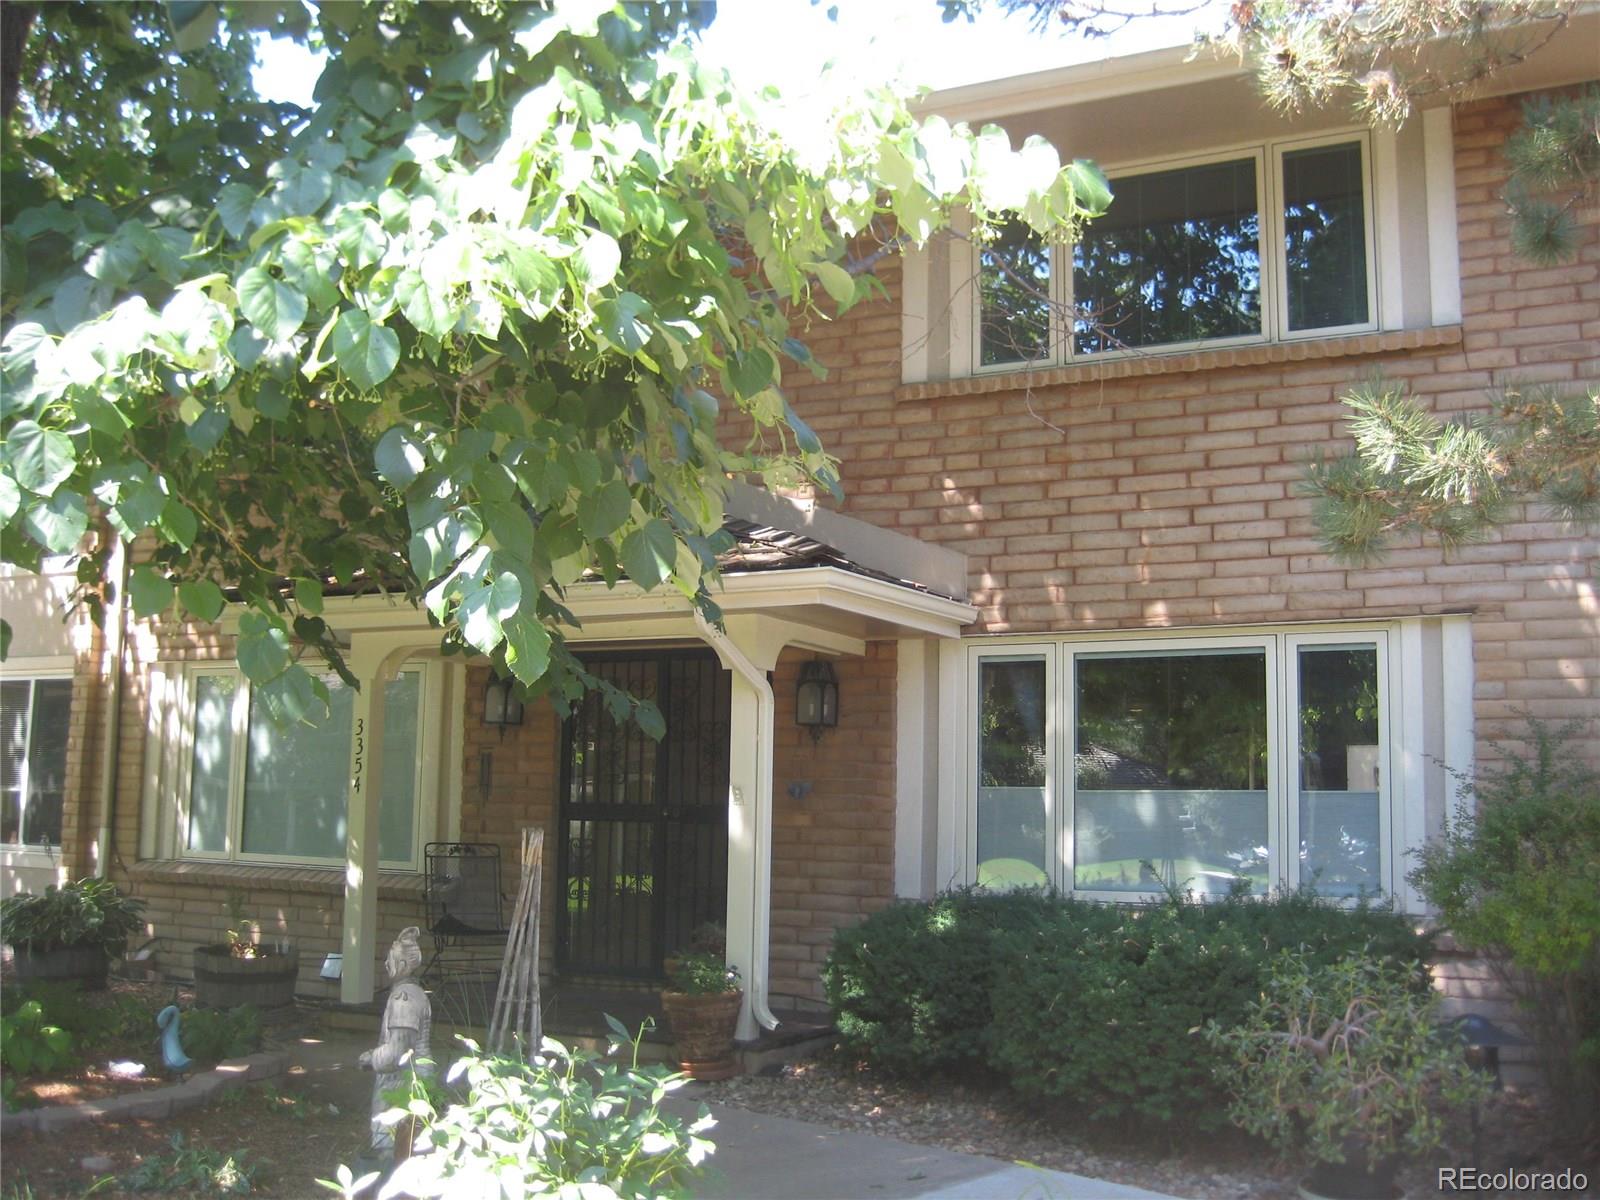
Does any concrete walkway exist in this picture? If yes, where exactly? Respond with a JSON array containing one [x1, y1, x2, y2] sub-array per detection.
[[680, 1094, 1186, 1200], [286, 1031, 1184, 1200]]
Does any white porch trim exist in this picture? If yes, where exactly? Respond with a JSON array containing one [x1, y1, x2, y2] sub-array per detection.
[[317, 565, 976, 1008]]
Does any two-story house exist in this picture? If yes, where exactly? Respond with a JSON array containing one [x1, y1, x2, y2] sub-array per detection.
[[3, 26, 1595, 1045]]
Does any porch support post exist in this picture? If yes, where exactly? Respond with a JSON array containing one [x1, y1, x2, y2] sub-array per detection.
[[340, 635, 418, 1005], [695, 612, 782, 1043]]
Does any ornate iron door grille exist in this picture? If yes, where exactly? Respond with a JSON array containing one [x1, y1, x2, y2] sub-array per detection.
[[556, 650, 731, 978]]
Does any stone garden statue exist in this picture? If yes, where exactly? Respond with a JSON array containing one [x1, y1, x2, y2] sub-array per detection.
[[358, 926, 433, 1154]]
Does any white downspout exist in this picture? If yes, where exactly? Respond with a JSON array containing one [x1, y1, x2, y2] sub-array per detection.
[[694, 611, 779, 1036], [93, 537, 129, 878]]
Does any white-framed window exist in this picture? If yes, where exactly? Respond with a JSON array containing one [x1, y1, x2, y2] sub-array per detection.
[[974, 132, 1377, 372], [963, 625, 1397, 901], [1, 675, 72, 848], [177, 663, 430, 870]]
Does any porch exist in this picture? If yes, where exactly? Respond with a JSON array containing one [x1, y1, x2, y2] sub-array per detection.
[[330, 486, 976, 1043]]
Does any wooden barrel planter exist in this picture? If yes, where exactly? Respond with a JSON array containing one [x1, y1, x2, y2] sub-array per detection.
[[11, 945, 109, 990], [193, 944, 300, 1009]]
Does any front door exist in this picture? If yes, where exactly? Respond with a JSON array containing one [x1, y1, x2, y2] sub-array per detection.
[[557, 651, 730, 978]]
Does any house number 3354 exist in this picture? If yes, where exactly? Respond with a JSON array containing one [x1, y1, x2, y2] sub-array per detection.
[[352, 717, 365, 793]]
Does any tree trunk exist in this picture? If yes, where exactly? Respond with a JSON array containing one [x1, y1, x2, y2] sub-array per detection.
[[1, 4, 37, 122]]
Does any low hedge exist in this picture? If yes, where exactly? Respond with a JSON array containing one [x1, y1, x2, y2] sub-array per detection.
[[823, 886, 1432, 1133], [821, 887, 1062, 1073]]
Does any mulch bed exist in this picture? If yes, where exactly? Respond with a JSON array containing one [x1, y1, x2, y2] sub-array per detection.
[[1, 1017, 374, 1199], [701, 1045, 1586, 1199]]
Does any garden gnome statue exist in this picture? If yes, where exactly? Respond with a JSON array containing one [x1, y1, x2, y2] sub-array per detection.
[[358, 926, 433, 1154]]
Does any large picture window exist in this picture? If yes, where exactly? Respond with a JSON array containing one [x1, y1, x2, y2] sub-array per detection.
[[1, 677, 71, 847], [968, 629, 1391, 899], [183, 666, 424, 868], [975, 134, 1374, 369]]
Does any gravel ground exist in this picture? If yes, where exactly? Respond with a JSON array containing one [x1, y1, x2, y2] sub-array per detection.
[[699, 1048, 1577, 1200]]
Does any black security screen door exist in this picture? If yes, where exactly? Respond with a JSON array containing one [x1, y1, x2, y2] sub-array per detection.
[[557, 651, 731, 978]]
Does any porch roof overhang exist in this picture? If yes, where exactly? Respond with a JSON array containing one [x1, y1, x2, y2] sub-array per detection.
[[288, 563, 976, 656]]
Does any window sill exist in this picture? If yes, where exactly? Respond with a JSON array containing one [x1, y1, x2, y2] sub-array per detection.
[[127, 859, 425, 897], [897, 325, 1463, 402]]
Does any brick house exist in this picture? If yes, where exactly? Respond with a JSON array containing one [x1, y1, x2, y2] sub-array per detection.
[[2, 33, 1595, 1043]]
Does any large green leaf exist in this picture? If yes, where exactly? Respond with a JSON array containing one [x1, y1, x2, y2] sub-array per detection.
[[594, 292, 653, 355], [395, 270, 458, 340], [458, 571, 521, 655], [217, 183, 257, 240], [21, 492, 88, 554], [178, 579, 226, 623], [577, 478, 631, 539], [5, 422, 76, 497], [236, 612, 291, 682], [619, 518, 676, 590], [0, 473, 19, 524], [374, 427, 427, 489], [502, 611, 551, 684], [332, 309, 401, 391], [1068, 159, 1113, 217], [129, 563, 176, 618], [157, 499, 199, 551], [573, 230, 621, 290], [237, 267, 309, 343], [812, 260, 855, 307]]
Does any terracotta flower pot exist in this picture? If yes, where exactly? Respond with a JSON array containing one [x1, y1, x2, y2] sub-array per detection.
[[659, 988, 743, 1080], [193, 943, 300, 1009]]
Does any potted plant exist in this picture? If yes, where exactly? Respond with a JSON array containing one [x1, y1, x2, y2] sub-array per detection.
[[192, 891, 299, 1009], [659, 952, 743, 1080], [1205, 952, 1490, 1200], [0, 878, 145, 989], [662, 921, 725, 981]]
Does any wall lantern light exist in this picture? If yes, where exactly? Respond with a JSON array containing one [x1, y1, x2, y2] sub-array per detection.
[[483, 676, 525, 737], [795, 659, 839, 743]]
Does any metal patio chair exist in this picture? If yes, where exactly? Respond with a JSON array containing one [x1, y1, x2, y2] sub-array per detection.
[[422, 842, 511, 991]]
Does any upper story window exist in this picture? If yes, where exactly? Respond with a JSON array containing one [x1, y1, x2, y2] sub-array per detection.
[[181, 665, 426, 869], [977, 134, 1375, 370], [1, 676, 70, 848]]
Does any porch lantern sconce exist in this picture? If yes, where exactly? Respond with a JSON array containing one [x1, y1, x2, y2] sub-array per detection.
[[482, 676, 524, 738], [795, 659, 839, 744]]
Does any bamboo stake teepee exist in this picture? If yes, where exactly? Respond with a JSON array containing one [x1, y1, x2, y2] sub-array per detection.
[[488, 826, 543, 1058]]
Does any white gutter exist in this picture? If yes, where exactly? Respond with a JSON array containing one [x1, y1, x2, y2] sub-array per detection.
[[917, 42, 1242, 122], [93, 537, 128, 878], [693, 610, 779, 1035]]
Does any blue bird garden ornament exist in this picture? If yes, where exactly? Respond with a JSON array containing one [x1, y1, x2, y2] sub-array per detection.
[[156, 1004, 192, 1073]]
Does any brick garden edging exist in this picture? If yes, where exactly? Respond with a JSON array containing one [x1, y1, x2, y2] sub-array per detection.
[[1, 1050, 290, 1134]]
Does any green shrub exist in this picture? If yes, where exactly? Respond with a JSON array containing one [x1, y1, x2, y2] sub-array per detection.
[[122, 1132, 256, 1195], [370, 1024, 715, 1200], [823, 883, 1431, 1133], [1, 981, 150, 1052], [1, 999, 74, 1109], [1409, 719, 1600, 1140], [822, 887, 1063, 1073], [985, 887, 1430, 1131], [181, 1006, 263, 1063], [1204, 952, 1488, 1166], [0, 878, 145, 957]]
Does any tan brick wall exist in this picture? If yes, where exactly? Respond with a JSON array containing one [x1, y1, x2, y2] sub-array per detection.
[[456, 664, 562, 975], [768, 642, 898, 1004], [722, 88, 1597, 1020], [746, 89, 1597, 776], [100, 616, 427, 996]]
